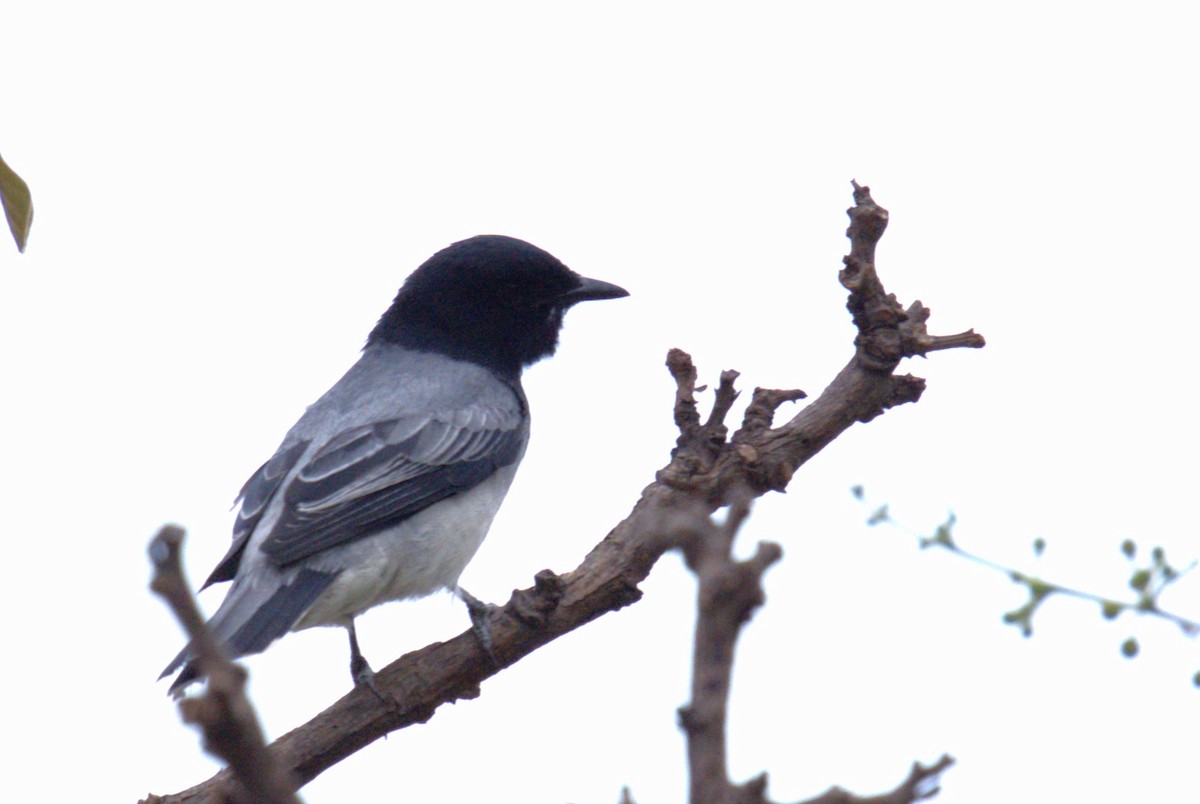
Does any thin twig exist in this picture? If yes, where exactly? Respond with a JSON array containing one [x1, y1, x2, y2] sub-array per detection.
[[146, 526, 301, 804]]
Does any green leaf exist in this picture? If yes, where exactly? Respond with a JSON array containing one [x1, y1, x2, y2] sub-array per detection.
[[0, 153, 33, 253], [1100, 600, 1123, 620], [1193, 671, 1200, 688], [921, 514, 957, 550], [1027, 579, 1054, 601], [1002, 608, 1033, 637], [1129, 569, 1151, 593], [1032, 537, 1046, 556], [1121, 637, 1139, 658], [867, 504, 890, 526], [1120, 539, 1136, 560]]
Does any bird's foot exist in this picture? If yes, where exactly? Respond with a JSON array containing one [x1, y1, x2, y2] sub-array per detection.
[[347, 621, 393, 706], [457, 586, 502, 668], [350, 653, 390, 704]]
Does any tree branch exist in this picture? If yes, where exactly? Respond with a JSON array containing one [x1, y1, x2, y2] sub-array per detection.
[[855, 490, 1200, 661], [145, 526, 300, 804], [799, 755, 957, 804], [654, 494, 782, 804]]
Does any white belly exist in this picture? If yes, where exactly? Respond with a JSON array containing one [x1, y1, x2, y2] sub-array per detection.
[[293, 463, 519, 629]]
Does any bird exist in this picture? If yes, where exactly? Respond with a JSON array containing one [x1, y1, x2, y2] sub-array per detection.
[[160, 234, 628, 695]]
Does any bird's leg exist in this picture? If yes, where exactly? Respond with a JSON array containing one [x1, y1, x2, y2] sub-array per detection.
[[347, 620, 387, 702], [456, 586, 501, 668]]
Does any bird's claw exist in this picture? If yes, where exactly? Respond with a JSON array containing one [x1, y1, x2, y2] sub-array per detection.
[[458, 587, 502, 668], [350, 654, 390, 705]]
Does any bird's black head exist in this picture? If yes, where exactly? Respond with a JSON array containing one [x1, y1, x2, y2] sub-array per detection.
[[367, 235, 628, 378]]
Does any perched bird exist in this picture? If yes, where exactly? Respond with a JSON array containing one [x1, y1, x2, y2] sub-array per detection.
[[161, 235, 627, 695]]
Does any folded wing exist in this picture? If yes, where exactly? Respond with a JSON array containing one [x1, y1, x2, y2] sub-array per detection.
[[264, 405, 527, 565]]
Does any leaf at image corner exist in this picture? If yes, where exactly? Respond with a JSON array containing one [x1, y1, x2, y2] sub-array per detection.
[[0, 153, 33, 253]]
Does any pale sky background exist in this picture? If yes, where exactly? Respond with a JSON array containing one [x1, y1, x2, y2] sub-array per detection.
[[3, 3, 1199, 802]]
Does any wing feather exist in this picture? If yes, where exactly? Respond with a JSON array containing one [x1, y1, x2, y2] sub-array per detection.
[[262, 404, 526, 567], [200, 438, 309, 589]]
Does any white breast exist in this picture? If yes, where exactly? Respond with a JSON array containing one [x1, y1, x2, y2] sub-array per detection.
[[292, 462, 520, 630]]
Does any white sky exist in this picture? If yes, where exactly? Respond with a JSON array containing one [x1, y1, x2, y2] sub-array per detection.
[[3, 3, 1199, 802]]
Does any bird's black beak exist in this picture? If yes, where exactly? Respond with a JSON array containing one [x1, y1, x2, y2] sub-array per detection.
[[561, 276, 629, 305]]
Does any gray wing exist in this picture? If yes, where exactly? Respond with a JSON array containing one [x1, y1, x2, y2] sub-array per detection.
[[201, 439, 310, 588], [263, 405, 527, 565], [203, 403, 528, 586]]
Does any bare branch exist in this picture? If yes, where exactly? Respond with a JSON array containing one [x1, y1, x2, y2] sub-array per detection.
[[667, 496, 782, 804], [703, 369, 743, 436], [145, 526, 301, 804], [668, 347, 703, 442], [800, 755, 957, 804], [650, 491, 953, 804], [735, 387, 808, 442]]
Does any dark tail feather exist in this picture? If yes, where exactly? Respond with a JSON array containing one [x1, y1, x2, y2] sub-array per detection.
[[160, 568, 338, 696], [226, 569, 337, 656]]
